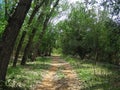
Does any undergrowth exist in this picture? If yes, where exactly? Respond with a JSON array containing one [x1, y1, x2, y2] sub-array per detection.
[[2, 57, 51, 90], [64, 56, 120, 90]]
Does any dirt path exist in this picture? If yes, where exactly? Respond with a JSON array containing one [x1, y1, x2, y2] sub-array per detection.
[[32, 56, 81, 90]]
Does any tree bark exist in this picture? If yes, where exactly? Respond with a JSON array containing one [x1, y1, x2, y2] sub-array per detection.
[[4, 0, 8, 19], [0, 0, 32, 82], [21, 0, 59, 63], [13, 0, 45, 66], [21, 11, 45, 64], [28, 0, 45, 24], [21, 28, 37, 65], [31, 0, 60, 60], [13, 31, 26, 67]]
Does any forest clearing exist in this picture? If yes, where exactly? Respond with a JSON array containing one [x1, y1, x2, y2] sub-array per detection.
[[0, 0, 120, 90]]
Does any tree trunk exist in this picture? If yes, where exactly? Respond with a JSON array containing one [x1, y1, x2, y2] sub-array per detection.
[[28, 0, 45, 24], [0, 0, 32, 82], [4, 0, 8, 19], [21, 28, 37, 65], [13, 0, 45, 66], [22, 0, 60, 62], [48, 47, 52, 56], [13, 31, 26, 67], [31, 0, 60, 61], [22, 11, 45, 62], [20, 0, 45, 64]]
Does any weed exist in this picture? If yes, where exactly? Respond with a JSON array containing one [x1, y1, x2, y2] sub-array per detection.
[[65, 56, 120, 90], [4, 57, 51, 90]]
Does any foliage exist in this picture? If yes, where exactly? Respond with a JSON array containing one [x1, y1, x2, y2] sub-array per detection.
[[0, 4, 6, 41], [57, 2, 120, 65], [38, 24, 58, 56]]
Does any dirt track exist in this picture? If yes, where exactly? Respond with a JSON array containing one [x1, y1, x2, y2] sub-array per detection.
[[33, 56, 81, 90]]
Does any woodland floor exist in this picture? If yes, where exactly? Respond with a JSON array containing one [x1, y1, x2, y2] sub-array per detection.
[[32, 56, 81, 90]]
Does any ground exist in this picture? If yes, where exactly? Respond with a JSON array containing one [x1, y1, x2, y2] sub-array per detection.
[[32, 56, 81, 90]]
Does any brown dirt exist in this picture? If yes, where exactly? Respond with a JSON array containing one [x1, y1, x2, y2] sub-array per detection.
[[32, 56, 81, 90]]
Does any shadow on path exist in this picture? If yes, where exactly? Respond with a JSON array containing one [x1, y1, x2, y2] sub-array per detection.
[[32, 56, 81, 90]]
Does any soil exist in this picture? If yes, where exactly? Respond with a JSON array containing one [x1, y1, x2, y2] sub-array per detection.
[[32, 56, 81, 90]]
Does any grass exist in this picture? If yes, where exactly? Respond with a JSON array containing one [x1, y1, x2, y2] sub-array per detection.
[[56, 67, 65, 79], [64, 56, 120, 90], [3, 57, 51, 90]]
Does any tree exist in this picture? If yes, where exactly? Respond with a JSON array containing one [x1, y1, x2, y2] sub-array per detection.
[[21, 0, 60, 65], [58, 3, 96, 59], [38, 24, 58, 56], [13, 0, 45, 67], [13, 31, 26, 67], [31, 0, 60, 61], [58, 1, 120, 65], [0, 0, 32, 82]]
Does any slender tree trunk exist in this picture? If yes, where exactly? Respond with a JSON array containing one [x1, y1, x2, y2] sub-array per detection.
[[0, 0, 32, 82], [13, 31, 26, 67], [28, 0, 45, 24], [31, 0, 60, 61], [21, 11, 45, 63], [22, 0, 59, 62], [48, 46, 52, 56], [4, 0, 8, 19], [31, 34, 43, 61], [22, 1, 50, 62], [95, 51, 98, 61], [21, 28, 37, 65], [13, 0, 45, 66]]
